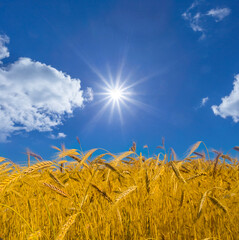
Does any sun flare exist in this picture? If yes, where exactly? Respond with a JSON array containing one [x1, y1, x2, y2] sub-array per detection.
[[86, 61, 153, 126], [96, 79, 133, 124], [109, 88, 123, 101]]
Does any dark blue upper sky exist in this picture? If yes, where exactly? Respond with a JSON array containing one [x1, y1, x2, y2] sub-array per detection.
[[0, 0, 239, 163]]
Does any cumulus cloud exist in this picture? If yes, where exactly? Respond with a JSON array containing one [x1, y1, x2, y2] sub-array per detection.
[[0, 35, 93, 142], [207, 8, 231, 22], [212, 74, 239, 122], [0, 35, 10, 63], [49, 132, 66, 139], [200, 97, 209, 107], [182, 1, 231, 39]]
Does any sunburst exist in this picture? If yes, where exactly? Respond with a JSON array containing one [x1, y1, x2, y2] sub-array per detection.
[[98, 79, 133, 124], [84, 60, 155, 128], [109, 88, 123, 101]]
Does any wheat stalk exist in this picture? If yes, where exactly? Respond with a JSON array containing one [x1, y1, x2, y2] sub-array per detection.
[[170, 148, 177, 160], [186, 173, 206, 182], [68, 155, 82, 162], [81, 149, 98, 163], [56, 213, 78, 240], [208, 196, 228, 213], [104, 163, 124, 178], [24, 161, 53, 174], [115, 186, 137, 203], [0, 162, 10, 171], [186, 141, 202, 158], [145, 169, 150, 194], [113, 151, 134, 165], [90, 183, 113, 203], [27, 230, 41, 240], [193, 151, 205, 158], [198, 191, 208, 219], [179, 190, 184, 207], [0, 173, 21, 192], [171, 161, 186, 183], [43, 182, 70, 198], [48, 172, 64, 187], [91, 153, 108, 164], [213, 153, 222, 178], [58, 149, 80, 159]]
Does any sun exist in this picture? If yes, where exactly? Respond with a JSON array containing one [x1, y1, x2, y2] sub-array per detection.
[[109, 88, 123, 101], [84, 60, 153, 126], [95, 79, 133, 123]]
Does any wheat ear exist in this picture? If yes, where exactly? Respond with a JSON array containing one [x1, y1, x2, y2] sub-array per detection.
[[208, 196, 227, 213], [43, 182, 70, 198], [27, 230, 41, 240], [56, 213, 78, 240], [115, 186, 137, 203], [104, 163, 124, 178], [90, 183, 113, 203], [198, 191, 208, 218], [186, 173, 206, 182], [171, 161, 186, 183], [0, 173, 21, 192], [186, 141, 202, 158], [48, 172, 64, 187], [24, 161, 53, 174]]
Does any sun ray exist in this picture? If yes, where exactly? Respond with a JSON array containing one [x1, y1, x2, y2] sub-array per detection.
[[116, 99, 124, 125], [89, 96, 110, 107], [87, 63, 112, 89], [122, 96, 159, 115], [121, 73, 157, 92], [107, 64, 114, 87], [109, 99, 116, 123], [116, 59, 125, 87], [83, 99, 112, 133]]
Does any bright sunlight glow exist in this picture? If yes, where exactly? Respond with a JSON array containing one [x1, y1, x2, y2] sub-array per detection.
[[109, 88, 123, 101], [85, 59, 154, 127]]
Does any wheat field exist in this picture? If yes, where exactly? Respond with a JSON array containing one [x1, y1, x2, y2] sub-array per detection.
[[0, 142, 238, 240]]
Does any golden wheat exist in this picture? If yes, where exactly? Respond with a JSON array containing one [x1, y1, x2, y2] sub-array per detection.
[[56, 213, 79, 240], [90, 183, 113, 203], [43, 182, 70, 198], [24, 161, 53, 174], [115, 186, 137, 203], [0, 144, 238, 239]]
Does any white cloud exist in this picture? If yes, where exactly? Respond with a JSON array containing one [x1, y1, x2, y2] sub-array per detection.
[[0, 35, 93, 142], [182, 1, 231, 39], [49, 132, 66, 139], [0, 35, 10, 63], [182, 1, 205, 39], [200, 97, 209, 107], [212, 74, 239, 122], [84, 87, 94, 102], [207, 8, 231, 22]]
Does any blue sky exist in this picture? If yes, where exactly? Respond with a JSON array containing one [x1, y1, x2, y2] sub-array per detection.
[[0, 0, 239, 163]]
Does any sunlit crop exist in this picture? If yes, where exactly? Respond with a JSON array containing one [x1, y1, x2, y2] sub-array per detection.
[[0, 141, 238, 239]]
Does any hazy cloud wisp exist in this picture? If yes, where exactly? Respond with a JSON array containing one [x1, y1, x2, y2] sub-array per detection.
[[182, 1, 205, 39], [182, 1, 231, 39], [200, 97, 209, 107], [207, 8, 231, 22], [49, 132, 67, 139]]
